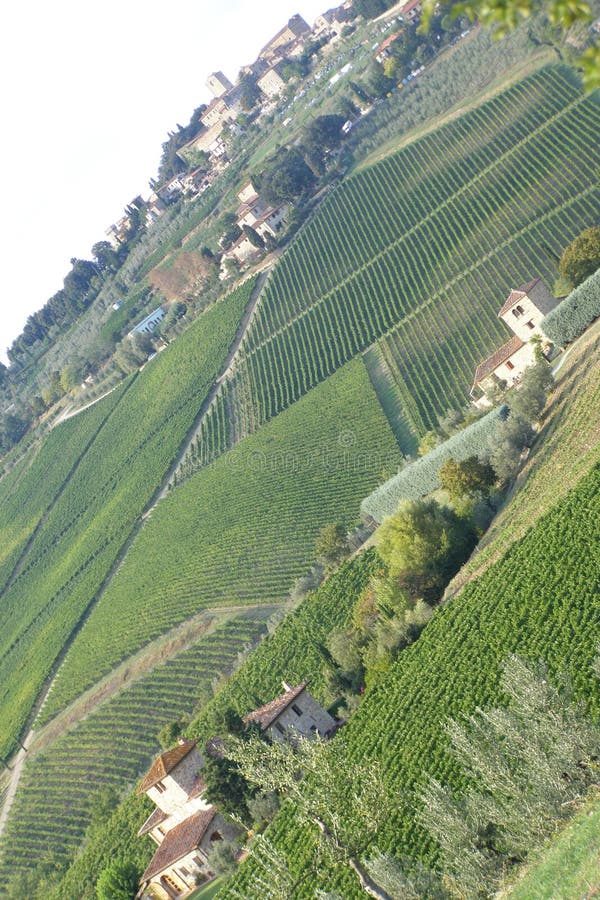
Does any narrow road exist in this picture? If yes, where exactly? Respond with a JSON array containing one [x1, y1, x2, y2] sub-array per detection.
[[0, 269, 271, 837], [51, 385, 119, 429]]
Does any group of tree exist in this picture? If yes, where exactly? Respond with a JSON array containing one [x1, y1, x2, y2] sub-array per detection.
[[558, 224, 600, 289], [220, 653, 600, 899], [256, 114, 347, 207], [487, 356, 554, 482], [421, 0, 599, 89], [326, 498, 477, 697], [153, 104, 207, 185]]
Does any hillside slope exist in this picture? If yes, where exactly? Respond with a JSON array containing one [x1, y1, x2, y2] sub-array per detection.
[[223, 462, 600, 896]]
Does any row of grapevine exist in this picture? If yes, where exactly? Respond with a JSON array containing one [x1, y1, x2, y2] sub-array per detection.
[[0, 386, 124, 595], [0, 283, 251, 759], [246, 67, 580, 346], [224, 68, 600, 438], [0, 613, 270, 876], [40, 360, 402, 720], [44, 552, 380, 899], [222, 462, 600, 897]]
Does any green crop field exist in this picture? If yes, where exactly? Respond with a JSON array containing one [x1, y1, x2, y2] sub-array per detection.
[[0, 388, 123, 594], [222, 463, 600, 897], [0, 614, 269, 877], [40, 360, 402, 720], [0, 282, 251, 759], [212, 66, 600, 443]]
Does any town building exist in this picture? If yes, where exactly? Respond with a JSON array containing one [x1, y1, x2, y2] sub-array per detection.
[[258, 14, 311, 63], [470, 277, 558, 406], [398, 0, 423, 22], [128, 307, 165, 338], [375, 31, 402, 64], [242, 682, 338, 744], [313, 4, 354, 38], [257, 64, 287, 99], [137, 740, 233, 899], [206, 71, 233, 98]]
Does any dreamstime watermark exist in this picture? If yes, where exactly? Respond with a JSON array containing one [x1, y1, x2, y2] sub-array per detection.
[[222, 429, 399, 478]]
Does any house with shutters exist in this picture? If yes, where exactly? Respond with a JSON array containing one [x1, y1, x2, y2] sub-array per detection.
[[470, 277, 558, 407], [136, 740, 235, 899], [242, 681, 338, 744]]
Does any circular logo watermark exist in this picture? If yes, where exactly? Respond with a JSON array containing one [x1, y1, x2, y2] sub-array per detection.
[[338, 430, 357, 448]]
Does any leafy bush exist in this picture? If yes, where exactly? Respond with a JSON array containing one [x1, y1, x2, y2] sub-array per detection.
[[542, 267, 600, 346]]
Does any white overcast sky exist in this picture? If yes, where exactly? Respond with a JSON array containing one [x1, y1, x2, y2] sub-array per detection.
[[0, 0, 327, 365]]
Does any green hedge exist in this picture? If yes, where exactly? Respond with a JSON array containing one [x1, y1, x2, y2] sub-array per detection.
[[542, 267, 600, 345]]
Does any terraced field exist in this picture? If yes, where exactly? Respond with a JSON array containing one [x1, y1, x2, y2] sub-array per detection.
[[0, 614, 269, 875], [213, 66, 600, 440], [0, 282, 251, 759], [223, 462, 600, 898], [41, 360, 401, 719]]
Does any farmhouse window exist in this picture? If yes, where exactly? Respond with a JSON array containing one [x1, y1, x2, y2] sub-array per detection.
[[155, 781, 166, 793], [506, 360, 515, 371], [526, 320, 535, 330], [512, 305, 525, 317], [274, 721, 286, 734], [291, 704, 303, 716]]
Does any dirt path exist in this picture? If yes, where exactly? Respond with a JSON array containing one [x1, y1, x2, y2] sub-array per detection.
[[51, 385, 120, 428]]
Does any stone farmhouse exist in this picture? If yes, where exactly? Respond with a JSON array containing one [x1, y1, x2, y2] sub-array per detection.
[[136, 740, 234, 899], [136, 684, 336, 897], [470, 277, 558, 406], [243, 681, 338, 743]]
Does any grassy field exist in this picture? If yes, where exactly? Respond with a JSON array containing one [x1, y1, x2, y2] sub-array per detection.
[[223, 462, 600, 896], [0, 283, 251, 759], [223, 66, 599, 442], [506, 795, 600, 899], [41, 360, 401, 720]]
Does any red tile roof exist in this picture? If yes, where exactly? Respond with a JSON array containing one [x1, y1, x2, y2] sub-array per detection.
[[473, 334, 524, 386], [497, 278, 541, 317], [137, 806, 168, 837], [377, 31, 401, 54], [140, 807, 217, 883], [243, 683, 308, 731], [138, 740, 197, 794]]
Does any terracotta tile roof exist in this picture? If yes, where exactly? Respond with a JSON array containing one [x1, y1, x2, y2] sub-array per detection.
[[473, 334, 524, 386], [243, 683, 308, 731], [400, 0, 423, 13], [141, 807, 217, 884], [137, 806, 168, 837], [138, 740, 197, 794], [498, 277, 541, 317], [377, 31, 401, 54]]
